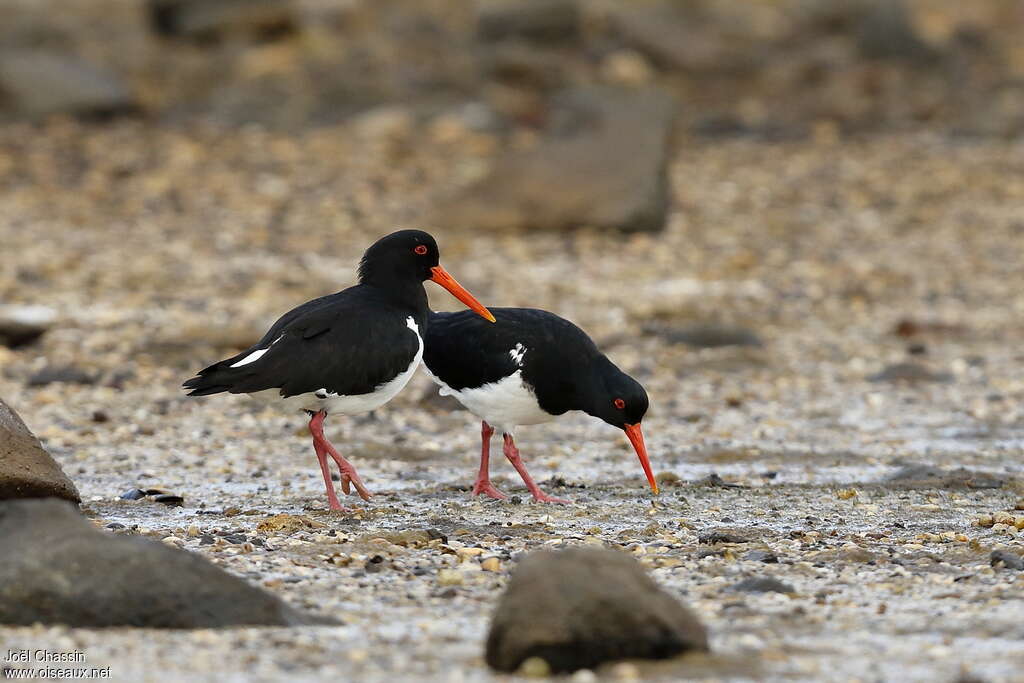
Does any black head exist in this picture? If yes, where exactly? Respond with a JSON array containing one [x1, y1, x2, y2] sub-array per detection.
[[357, 229, 496, 322], [358, 230, 440, 285], [582, 357, 657, 495], [583, 358, 649, 429]]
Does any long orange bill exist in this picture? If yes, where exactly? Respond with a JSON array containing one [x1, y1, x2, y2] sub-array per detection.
[[430, 265, 496, 323], [624, 423, 658, 495]]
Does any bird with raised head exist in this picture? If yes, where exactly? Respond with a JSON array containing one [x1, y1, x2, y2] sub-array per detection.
[[183, 230, 495, 511], [423, 307, 656, 503]]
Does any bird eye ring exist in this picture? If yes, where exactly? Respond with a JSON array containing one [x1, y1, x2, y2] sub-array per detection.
[[414, 245, 428, 255], [614, 398, 625, 410]]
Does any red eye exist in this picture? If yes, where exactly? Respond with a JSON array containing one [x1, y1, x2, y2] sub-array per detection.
[[614, 398, 625, 410], [414, 245, 428, 255]]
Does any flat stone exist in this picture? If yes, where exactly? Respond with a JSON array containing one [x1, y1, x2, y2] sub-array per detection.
[[0, 499, 332, 627], [990, 550, 1024, 571], [26, 365, 96, 387], [728, 576, 795, 594], [477, 0, 580, 43], [868, 362, 953, 383], [0, 305, 55, 348], [0, 50, 135, 119], [883, 464, 1004, 490], [0, 398, 79, 503], [647, 323, 763, 348], [486, 547, 708, 673], [435, 86, 676, 233]]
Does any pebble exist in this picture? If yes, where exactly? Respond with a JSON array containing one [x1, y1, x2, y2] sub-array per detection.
[[437, 569, 463, 587], [518, 657, 551, 678]]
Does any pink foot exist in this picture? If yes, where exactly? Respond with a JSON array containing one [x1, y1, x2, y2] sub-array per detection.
[[308, 409, 371, 509], [472, 479, 508, 500]]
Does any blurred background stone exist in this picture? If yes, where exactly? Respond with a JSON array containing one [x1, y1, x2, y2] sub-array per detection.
[[433, 86, 676, 232], [0, 50, 136, 119]]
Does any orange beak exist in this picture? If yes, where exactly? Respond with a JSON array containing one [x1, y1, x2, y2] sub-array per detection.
[[624, 423, 658, 495], [430, 265, 496, 323]]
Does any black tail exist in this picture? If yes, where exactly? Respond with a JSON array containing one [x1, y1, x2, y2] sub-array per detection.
[[182, 359, 238, 397]]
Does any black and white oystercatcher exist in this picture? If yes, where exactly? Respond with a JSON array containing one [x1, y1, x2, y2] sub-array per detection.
[[423, 308, 657, 503], [183, 230, 495, 511]]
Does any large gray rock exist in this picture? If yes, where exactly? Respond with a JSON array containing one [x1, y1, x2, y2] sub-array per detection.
[[0, 499, 332, 628], [435, 86, 675, 233], [0, 399, 79, 503], [0, 51, 135, 119], [486, 547, 708, 673]]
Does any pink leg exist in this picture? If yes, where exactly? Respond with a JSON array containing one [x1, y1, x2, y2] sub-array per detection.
[[308, 410, 372, 507], [471, 421, 506, 500], [313, 440, 345, 511], [502, 433, 570, 504]]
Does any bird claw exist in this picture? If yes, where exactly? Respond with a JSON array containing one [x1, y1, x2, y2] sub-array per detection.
[[341, 467, 372, 501], [471, 480, 508, 500], [530, 491, 571, 504]]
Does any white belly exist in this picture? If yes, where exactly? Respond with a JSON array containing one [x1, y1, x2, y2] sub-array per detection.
[[424, 367, 553, 434], [250, 317, 424, 415]]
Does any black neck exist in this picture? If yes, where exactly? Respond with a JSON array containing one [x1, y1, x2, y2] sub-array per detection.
[[361, 274, 429, 313]]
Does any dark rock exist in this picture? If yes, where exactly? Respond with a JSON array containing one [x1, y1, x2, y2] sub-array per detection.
[[990, 550, 1024, 571], [435, 86, 675, 233], [867, 362, 953, 383], [120, 488, 148, 501], [646, 323, 763, 349], [0, 305, 55, 348], [0, 51, 135, 119], [729, 576, 794, 594], [699, 530, 749, 545], [0, 499, 330, 627], [0, 398, 79, 503], [26, 365, 96, 387], [486, 547, 708, 673], [477, 0, 580, 43], [147, 0, 297, 43], [743, 550, 779, 564], [884, 465, 1003, 490], [856, 0, 939, 63]]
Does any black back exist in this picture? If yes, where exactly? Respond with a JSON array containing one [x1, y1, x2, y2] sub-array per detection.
[[184, 286, 425, 398], [424, 308, 606, 418], [183, 230, 441, 399]]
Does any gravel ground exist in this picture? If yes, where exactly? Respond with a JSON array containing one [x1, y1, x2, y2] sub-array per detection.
[[2, 120, 1024, 681]]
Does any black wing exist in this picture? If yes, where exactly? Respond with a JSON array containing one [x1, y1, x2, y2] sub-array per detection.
[[184, 285, 421, 398], [424, 308, 601, 413]]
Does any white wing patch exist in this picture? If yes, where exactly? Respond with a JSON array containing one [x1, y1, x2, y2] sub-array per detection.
[[509, 342, 526, 366], [230, 335, 283, 368]]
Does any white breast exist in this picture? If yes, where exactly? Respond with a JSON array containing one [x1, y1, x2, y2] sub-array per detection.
[[423, 365, 552, 435], [250, 317, 424, 415]]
